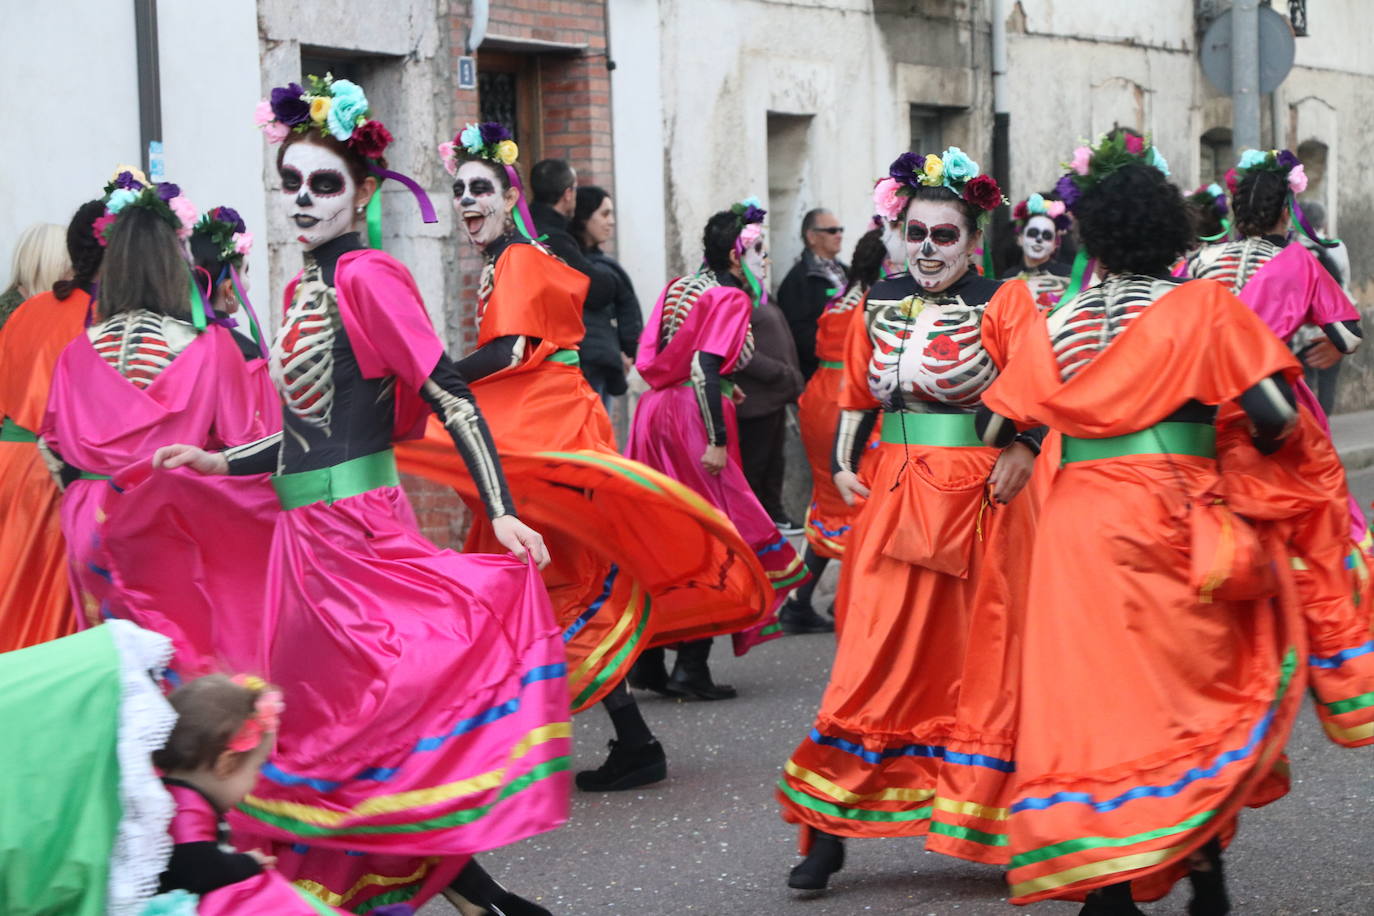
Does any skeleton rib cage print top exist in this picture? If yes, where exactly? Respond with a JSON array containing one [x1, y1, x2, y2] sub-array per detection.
[[225, 233, 513, 518]]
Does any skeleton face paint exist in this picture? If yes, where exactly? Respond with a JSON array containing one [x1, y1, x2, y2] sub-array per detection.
[[741, 236, 770, 287], [882, 219, 908, 274], [453, 160, 509, 248], [280, 142, 359, 251], [1020, 214, 1058, 265], [905, 200, 974, 292]]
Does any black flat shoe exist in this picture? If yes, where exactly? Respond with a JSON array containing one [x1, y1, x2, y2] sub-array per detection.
[[445, 859, 552, 916], [779, 599, 835, 635], [1077, 881, 1145, 915], [787, 832, 845, 890], [627, 649, 673, 696], [665, 667, 737, 701], [575, 738, 667, 791], [1187, 838, 1230, 916]]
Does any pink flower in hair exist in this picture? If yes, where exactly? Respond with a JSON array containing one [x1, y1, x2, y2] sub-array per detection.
[[438, 141, 458, 177], [232, 231, 254, 256], [1287, 163, 1308, 194], [872, 177, 905, 221], [92, 212, 117, 247], [168, 196, 199, 239], [1124, 134, 1145, 155], [1046, 200, 1067, 219], [1070, 146, 1092, 176], [253, 100, 274, 127]]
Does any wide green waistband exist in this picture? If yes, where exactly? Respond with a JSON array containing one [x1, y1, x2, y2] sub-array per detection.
[[545, 349, 580, 366], [77, 471, 111, 482], [1061, 422, 1217, 465], [879, 411, 984, 448], [817, 359, 845, 370], [272, 448, 399, 510], [0, 417, 36, 443]]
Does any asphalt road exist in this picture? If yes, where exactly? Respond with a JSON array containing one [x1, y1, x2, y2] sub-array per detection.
[[421, 469, 1374, 916]]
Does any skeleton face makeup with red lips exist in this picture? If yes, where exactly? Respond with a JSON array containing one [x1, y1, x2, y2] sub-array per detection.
[[279, 142, 359, 251], [905, 199, 975, 292], [452, 160, 510, 248]]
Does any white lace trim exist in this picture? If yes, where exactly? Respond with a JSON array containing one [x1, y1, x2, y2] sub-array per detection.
[[105, 621, 177, 916]]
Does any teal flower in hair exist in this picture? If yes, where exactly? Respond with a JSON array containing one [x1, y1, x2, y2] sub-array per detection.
[[326, 79, 369, 141], [106, 188, 140, 214], [940, 147, 979, 186], [1237, 148, 1269, 170], [1147, 146, 1170, 177]]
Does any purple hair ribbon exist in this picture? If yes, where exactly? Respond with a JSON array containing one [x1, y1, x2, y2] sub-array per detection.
[[1289, 195, 1339, 248], [504, 164, 545, 242], [226, 265, 268, 358], [363, 164, 438, 249]]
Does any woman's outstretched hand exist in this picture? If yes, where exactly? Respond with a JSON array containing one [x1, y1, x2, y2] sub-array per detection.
[[152, 444, 229, 475], [492, 514, 550, 569], [988, 441, 1034, 504]]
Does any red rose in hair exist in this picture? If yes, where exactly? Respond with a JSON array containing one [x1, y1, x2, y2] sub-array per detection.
[[924, 334, 959, 361], [963, 174, 1003, 212], [350, 120, 393, 159], [1223, 167, 1239, 196]]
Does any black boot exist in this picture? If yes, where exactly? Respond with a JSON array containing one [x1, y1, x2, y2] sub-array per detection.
[[443, 858, 552, 916], [1186, 838, 1230, 916], [787, 830, 845, 890], [627, 647, 672, 696], [575, 738, 667, 791], [1077, 881, 1145, 915], [665, 639, 737, 700], [779, 598, 835, 634]]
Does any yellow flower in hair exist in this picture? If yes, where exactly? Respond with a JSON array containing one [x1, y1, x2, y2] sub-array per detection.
[[496, 140, 519, 166], [111, 164, 149, 185], [310, 97, 331, 124], [922, 153, 944, 185]]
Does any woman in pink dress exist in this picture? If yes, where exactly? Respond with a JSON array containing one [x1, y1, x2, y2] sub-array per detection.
[[129, 77, 569, 915], [626, 200, 808, 699]]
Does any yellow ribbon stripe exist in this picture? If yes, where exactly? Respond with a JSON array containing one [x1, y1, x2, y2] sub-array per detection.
[[1322, 718, 1374, 743], [1010, 844, 1184, 899], [245, 722, 571, 827], [769, 555, 807, 581], [294, 856, 438, 908], [932, 796, 1010, 821], [570, 582, 643, 686], [784, 760, 935, 805]]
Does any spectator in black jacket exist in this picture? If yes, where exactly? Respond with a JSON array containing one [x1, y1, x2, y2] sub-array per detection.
[[570, 186, 643, 405], [776, 208, 847, 380], [529, 159, 617, 355]]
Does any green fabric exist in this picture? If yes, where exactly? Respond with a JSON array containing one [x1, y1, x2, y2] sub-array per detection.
[[817, 359, 845, 370], [0, 417, 36, 443], [77, 471, 111, 482], [187, 270, 208, 333], [879, 411, 984, 448], [0, 627, 123, 916], [1010, 809, 1217, 868], [1053, 248, 1092, 313], [777, 780, 933, 823], [272, 449, 399, 510], [545, 349, 581, 366], [1060, 422, 1216, 465], [1199, 218, 1232, 243], [1323, 690, 1374, 716], [679, 379, 736, 397], [365, 187, 383, 250]]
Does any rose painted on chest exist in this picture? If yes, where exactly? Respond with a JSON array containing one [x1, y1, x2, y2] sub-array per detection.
[[923, 334, 960, 361]]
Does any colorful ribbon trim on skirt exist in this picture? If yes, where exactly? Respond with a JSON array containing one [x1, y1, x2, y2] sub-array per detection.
[[1060, 422, 1216, 465], [272, 449, 399, 510]]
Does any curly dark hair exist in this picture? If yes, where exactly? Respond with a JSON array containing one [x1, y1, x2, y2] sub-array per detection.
[[53, 200, 106, 301], [1074, 163, 1191, 275], [1232, 169, 1289, 238], [703, 210, 746, 273], [900, 184, 982, 232], [848, 227, 887, 291], [1183, 189, 1226, 240]]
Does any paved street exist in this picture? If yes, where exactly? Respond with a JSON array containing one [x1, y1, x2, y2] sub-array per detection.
[[422, 504, 1374, 915]]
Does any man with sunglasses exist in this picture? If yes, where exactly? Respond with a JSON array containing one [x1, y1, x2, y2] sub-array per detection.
[[778, 209, 849, 380]]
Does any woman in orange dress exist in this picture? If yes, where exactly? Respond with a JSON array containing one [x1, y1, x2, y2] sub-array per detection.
[[0, 199, 105, 651], [777, 149, 1041, 891], [783, 227, 886, 632], [979, 131, 1328, 914]]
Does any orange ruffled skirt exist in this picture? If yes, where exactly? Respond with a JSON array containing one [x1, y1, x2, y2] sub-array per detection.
[[778, 437, 1035, 863], [797, 365, 874, 560], [0, 439, 73, 651]]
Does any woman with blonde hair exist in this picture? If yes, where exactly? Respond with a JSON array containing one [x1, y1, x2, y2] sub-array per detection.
[[0, 222, 70, 327]]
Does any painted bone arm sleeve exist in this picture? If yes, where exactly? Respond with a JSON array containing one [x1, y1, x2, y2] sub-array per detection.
[[451, 335, 532, 383], [691, 351, 729, 446], [831, 408, 878, 474], [420, 352, 514, 519], [1238, 372, 1298, 455], [1320, 319, 1363, 354]]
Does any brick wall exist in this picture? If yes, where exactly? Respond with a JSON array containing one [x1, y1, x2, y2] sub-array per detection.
[[404, 1, 614, 547]]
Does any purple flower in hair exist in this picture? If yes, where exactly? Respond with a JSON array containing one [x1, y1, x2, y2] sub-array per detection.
[[212, 206, 246, 233], [1054, 174, 1082, 211], [113, 171, 144, 191], [156, 182, 181, 202], [479, 122, 512, 145], [741, 204, 766, 224], [1275, 149, 1301, 173], [270, 82, 310, 126], [889, 152, 922, 188]]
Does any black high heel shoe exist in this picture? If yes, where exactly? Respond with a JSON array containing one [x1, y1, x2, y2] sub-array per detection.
[[1186, 838, 1230, 916], [443, 858, 552, 916], [787, 830, 845, 891], [1078, 881, 1146, 915]]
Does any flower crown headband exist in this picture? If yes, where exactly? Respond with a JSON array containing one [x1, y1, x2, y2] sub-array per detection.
[[439, 122, 543, 242], [723, 197, 768, 307], [94, 166, 198, 246], [1053, 131, 1170, 211], [1224, 148, 1334, 248], [1012, 192, 1070, 232], [191, 207, 267, 357], [256, 74, 436, 247], [873, 147, 1005, 225], [226, 674, 285, 754]]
